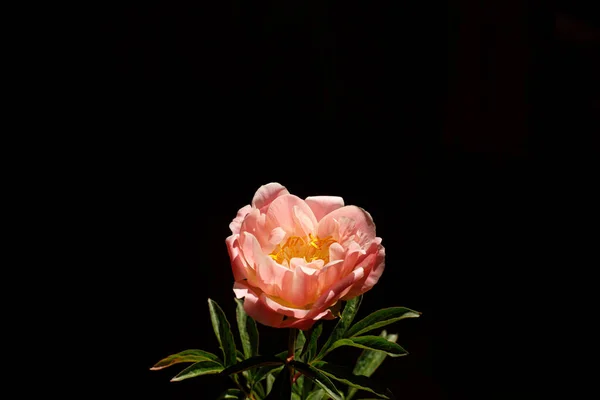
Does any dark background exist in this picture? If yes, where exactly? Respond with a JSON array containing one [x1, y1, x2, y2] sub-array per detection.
[[93, 1, 598, 399]]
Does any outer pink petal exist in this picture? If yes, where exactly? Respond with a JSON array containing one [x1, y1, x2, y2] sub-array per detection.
[[240, 231, 290, 298], [261, 294, 312, 319], [280, 309, 336, 330], [305, 196, 345, 222], [229, 205, 252, 234], [317, 206, 376, 245], [233, 282, 284, 328], [240, 208, 273, 253], [342, 242, 385, 300], [226, 234, 248, 281], [306, 267, 366, 319], [252, 183, 289, 212], [266, 194, 318, 237]]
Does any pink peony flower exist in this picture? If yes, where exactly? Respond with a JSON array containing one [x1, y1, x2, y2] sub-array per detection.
[[226, 183, 385, 330]]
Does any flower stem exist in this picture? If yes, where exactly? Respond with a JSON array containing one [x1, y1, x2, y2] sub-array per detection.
[[287, 328, 297, 363]]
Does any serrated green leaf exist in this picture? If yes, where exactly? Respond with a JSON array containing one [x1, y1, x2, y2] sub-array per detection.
[[216, 388, 243, 399], [170, 360, 224, 382], [327, 336, 407, 357], [289, 361, 344, 400], [221, 355, 284, 376], [299, 323, 323, 362], [345, 307, 420, 338], [315, 295, 362, 361], [235, 298, 259, 359], [347, 331, 397, 400], [306, 389, 325, 400], [313, 361, 393, 399], [265, 365, 292, 400], [208, 298, 237, 367], [150, 349, 221, 370]]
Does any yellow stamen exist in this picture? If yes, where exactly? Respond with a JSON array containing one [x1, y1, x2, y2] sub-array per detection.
[[269, 234, 336, 267]]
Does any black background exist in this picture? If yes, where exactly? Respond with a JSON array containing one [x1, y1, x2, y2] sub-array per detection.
[[91, 1, 598, 399]]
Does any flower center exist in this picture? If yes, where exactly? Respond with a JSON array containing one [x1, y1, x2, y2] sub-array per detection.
[[269, 233, 335, 266]]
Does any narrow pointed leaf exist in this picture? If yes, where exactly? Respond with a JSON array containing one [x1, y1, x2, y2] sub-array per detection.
[[289, 361, 344, 400], [265, 365, 292, 400], [345, 307, 420, 338], [150, 349, 221, 370], [297, 329, 306, 353], [235, 298, 259, 359], [170, 360, 224, 382], [353, 331, 398, 377], [293, 374, 305, 396], [348, 331, 398, 398], [266, 371, 276, 395], [208, 298, 237, 367], [221, 355, 284, 376], [327, 336, 407, 357], [315, 295, 362, 361], [217, 388, 243, 399], [313, 361, 393, 399], [252, 365, 284, 387], [300, 323, 323, 362], [306, 389, 325, 400]]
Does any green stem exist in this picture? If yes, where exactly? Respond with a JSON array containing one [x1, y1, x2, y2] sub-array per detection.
[[287, 328, 298, 388]]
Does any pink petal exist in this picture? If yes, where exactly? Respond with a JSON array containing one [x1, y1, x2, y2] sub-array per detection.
[[307, 266, 366, 319], [261, 293, 312, 319], [226, 234, 248, 281], [280, 264, 320, 308], [280, 309, 336, 330], [305, 196, 345, 221], [229, 205, 252, 234], [239, 208, 273, 253], [266, 195, 318, 237], [342, 242, 385, 300], [233, 282, 284, 328], [241, 232, 291, 298], [317, 206, 377, 245], [252, 183, 289, 212]]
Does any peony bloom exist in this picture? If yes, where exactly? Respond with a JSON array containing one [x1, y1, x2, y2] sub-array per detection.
[[226, 183, 385, 330]]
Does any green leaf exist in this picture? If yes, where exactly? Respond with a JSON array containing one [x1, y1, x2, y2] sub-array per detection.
[[170, 360, 224, 382], [252, 364, 284, 388], [265, 365, 292, 400], [289, 361, 344, 400], [266, 371, 277, 395], [313, 361, 393, 399], [216, 388, 243, 399], [221, 355, 284, 376], [208, 298, 237, 367], [299, 323, 323, 362], [306, 389, 325, 400], [315, 295, 362, 361], [347, 331, 397, 400], [291, 394, 301, 400], [235, 298, 259, 359], [150, 349, 221, 370], [297, 329, 306, 353], [327, 336, 408, 357], [293, 374, 305, 396], [353, 331, 398, 377], [345, 307, 420, 338]]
